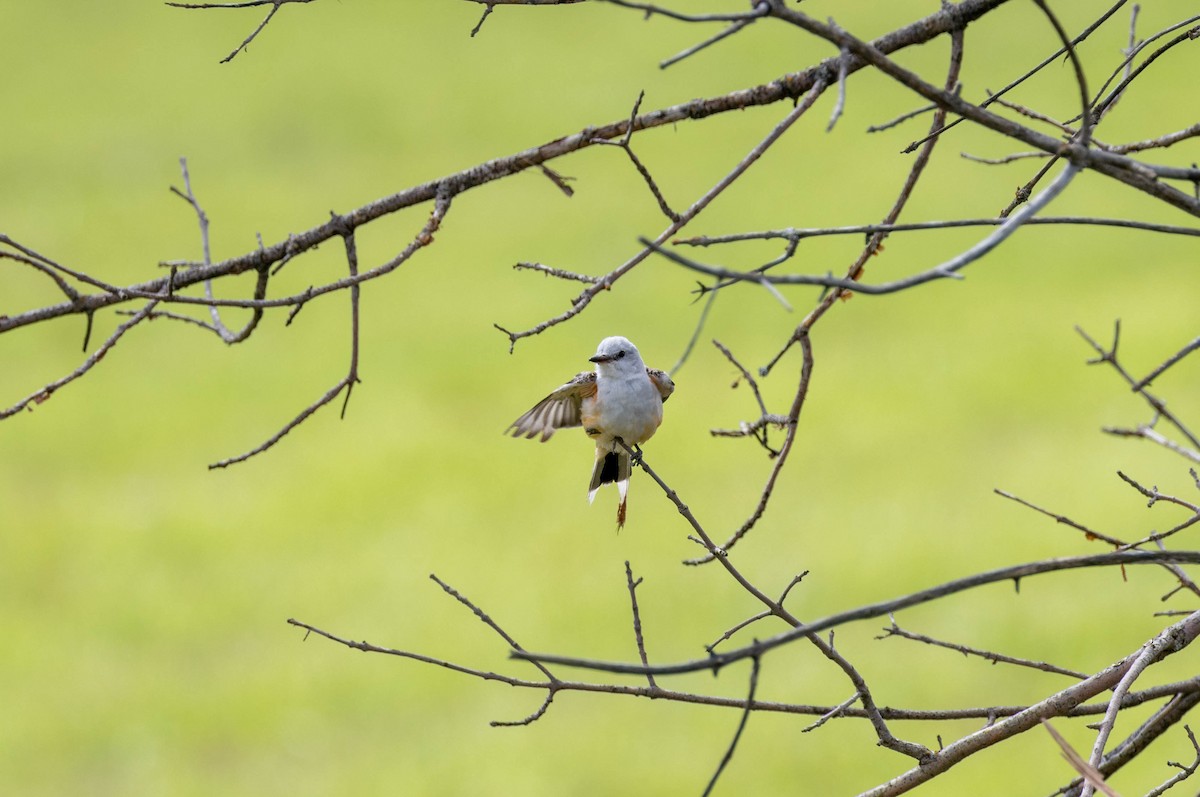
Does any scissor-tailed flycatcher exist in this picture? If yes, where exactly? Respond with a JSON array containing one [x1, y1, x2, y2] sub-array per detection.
[[508, 336, 675, 529]]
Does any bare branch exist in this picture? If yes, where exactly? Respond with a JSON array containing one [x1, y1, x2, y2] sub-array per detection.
[[646, 162, 1082, 295], [511, 261, 599, 285], [165, 0, 319, 63], [961, 150, 1050, 165], [209, 196, 447, 468], [701, 656, 760, 797], [1077, 323, 1200, 453], [288, 612, 1200, 729], [1087, 20, 1200, 122], [861, 612, 1200, 797], [770, 3, 1200, 214], [591, 91, 679, 221], [601, 0, 768, 24], [901, 0, 1129, 153], [1, 301, 160, 419], [879, 618, 1088, 679], [1045, 720, 1122, 797], [515, 552, 1200, 676], [826, 44, 851, 132], [802, 692, 861, 733], [676, 217, 1200, 248], [1059, 695, 1200, 797], [1106, 122, 1200, 155], [428, 573, 558, 685], [171, 157, 268, 344], [623, 561, 656, 690], [1078, 618, 1200, 797], [1143, 726, 1200, 797], [18, 3, 1200, 790], [867, 103, 935, 134], [1133, 334, 1200, 390], [995, 488, 1126, 547], [497, 74, 831, 348], [660, 15, 762, 69], [1104, 427, 1200, 465], [708, 339, 781, 455]]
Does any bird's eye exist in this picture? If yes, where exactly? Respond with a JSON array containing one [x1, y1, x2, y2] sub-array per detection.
[[616, 350, 626, 359]]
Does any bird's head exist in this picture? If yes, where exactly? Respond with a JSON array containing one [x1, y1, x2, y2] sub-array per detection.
[[589, 336, 644, 372]]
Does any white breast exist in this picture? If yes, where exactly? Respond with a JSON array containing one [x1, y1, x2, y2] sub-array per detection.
[[593, 372, 663, 449]]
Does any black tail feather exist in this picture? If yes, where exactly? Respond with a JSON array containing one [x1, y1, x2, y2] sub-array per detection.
[[598, 451, 620, 485]]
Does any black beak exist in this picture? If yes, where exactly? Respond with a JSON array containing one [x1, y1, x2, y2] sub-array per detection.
[[589, 353, 612, 363]]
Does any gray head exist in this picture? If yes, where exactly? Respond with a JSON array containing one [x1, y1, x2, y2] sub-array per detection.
[[589, 336, 645, 373]]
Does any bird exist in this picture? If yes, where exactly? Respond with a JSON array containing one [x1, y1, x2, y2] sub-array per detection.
[[507, 336, 675, 529]]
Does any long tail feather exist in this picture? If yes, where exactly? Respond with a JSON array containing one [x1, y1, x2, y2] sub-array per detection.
[[589, 450, 632, 531]]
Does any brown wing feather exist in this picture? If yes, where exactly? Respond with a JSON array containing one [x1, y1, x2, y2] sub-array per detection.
[[647, 368, 675, 403], [508, 372, 597, 442]]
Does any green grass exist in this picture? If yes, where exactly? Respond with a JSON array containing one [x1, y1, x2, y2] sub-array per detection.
[[3, 2, 1199, 795]]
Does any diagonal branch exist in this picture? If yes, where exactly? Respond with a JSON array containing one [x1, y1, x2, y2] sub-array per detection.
[[1, 301, 160, 419], [497, 74, 830, 350], [701, 656, 760, 797], [514, 551, 1200, 677], [647, 160, 1082, 296], [4, 0, 1014, 343], [1077, 323, 1200, 453], [165, 0, 319, 63]]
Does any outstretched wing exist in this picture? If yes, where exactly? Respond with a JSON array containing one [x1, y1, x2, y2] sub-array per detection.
[[647, 368, 675, 403], [507, 371, 597, 442]]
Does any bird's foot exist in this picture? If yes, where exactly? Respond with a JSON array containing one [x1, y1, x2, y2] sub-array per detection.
[[629, 444, 645, 467]]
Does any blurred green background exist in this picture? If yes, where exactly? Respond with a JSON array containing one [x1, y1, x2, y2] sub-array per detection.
[[3, 2, 1199, 795]]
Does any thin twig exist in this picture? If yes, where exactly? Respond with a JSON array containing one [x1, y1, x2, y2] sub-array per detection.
[[995, 488, 1126, 547], [1133, 334, 1200, 390], [171, 157, 268, 344], [288, 614, 1200, 727], [592, 91, 679, 221], [676, 217, 1200, 248], [496, 75, 831, 350], [1143, 726, 1200, 797], [879, 617, 1088, 679], [660, 16, 761, 69], [668, 281, 718, 375], [514, 551, 1200, 676], [1, 301, 160, 419], [1095, 2, 1140, 122], [701, 656, 760, 797], [961, 150, 1050, 165], [862, 611, 1200, 797], [867, 103, 935, 133], [900, 0, 1128, 152], [803, 692, 861, 733], [512, 261, 599, 285], [645, 163, 1082, 295], [166, 0, 319, 63], [624, 561, 656, 689], [208, 195, 449, 468], [429, 573, 557, 684], [826, 43, 850, 132], [709, 339, 779, 455], [1077, 323, 1200, 452]]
